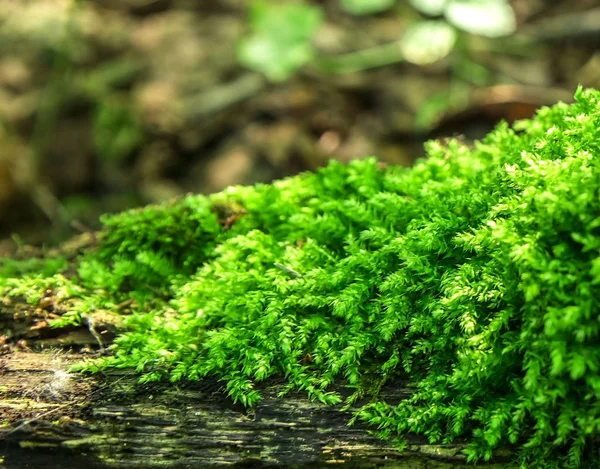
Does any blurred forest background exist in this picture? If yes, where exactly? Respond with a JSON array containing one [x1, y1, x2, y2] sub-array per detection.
[[0, 0, 598, 253]]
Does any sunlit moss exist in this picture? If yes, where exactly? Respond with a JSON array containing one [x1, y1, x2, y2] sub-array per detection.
[[3, 87, 600, 468]]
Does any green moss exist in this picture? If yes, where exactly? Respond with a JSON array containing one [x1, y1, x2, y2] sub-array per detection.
[[4, 87, 600, 468], [0, 256, 68, 282]]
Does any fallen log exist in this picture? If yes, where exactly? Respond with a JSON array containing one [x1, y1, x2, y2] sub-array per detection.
[[0, 323, 510, 469]]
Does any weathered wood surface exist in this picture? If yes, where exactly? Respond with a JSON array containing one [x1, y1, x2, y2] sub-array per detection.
[[0, 350, 513, 469]]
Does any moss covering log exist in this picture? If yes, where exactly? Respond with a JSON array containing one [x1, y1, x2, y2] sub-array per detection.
[[3, 87, 600, 468]]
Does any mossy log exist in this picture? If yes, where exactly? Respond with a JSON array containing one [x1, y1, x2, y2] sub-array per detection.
[[0, 279, 510, 469], [6, 90, 600, 468]]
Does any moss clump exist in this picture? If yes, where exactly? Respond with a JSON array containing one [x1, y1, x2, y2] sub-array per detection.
[[4, 87, 600, 468]]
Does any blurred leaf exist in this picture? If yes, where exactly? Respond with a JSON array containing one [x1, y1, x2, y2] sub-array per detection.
[[93, 101, 142, 163], [452, 55, 494, 86], [414, 92, 451, 130], [79, 61, 139, 98], [238, 1, 323, 81], [339, 0, 396, 16], [62, 195, 96, 220], [445, 0, 516, 38], [408, 0, 447, 16], [399, 20, 456, 65]]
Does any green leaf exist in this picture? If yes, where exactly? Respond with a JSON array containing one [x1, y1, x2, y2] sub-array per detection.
[[414, 92, 451, 130], [237, 1, 323, 81], [339, 0, 396, 16], [399, 20, 456, 65], [409, 0, 447, 16], [93, 101, 142, 163], [445, 0, 516, 38]]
